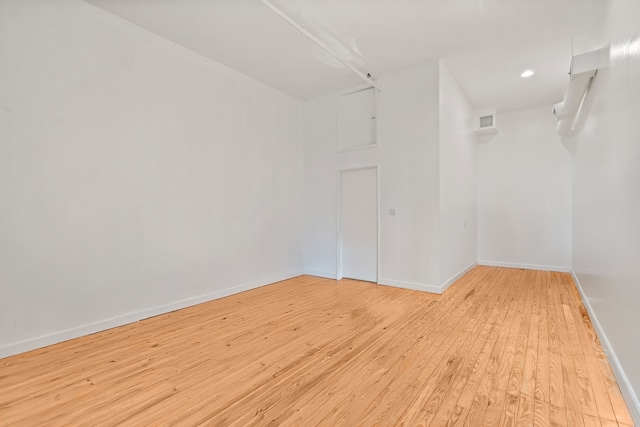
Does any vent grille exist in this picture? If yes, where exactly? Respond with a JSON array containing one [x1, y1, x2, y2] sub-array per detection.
[[479, 115, 494, 128]]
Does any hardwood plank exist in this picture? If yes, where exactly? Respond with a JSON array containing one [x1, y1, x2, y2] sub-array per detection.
[[232, 296, 444, 426], [534, 399, 551, 427], [141, 290, 414, 425], [316, 316, 473, 424], [498, 270, 539, 426], [465, 271, 529, 426], [482, 386, 508, 427], [402, 274, 507, 426], [562, 303, 598, 417], [561, 275, 633, 426], [336, 268, 500, 426], [466, 374, 496, 426], [582, 412, 602, 427], [567, 299, 616, 422], [0, 266, 633, 427], [243, 268, 490, 426], [427, 271, 518, 426], [521, 309, 540, 398], [547, 273, 565, 411], [171, 273, 481, 426], [516, 393, 534, 426], [549, 272, 584, 418], [566, 408, 586, 427], [500, 394, 521, 427], [549, 404, 567, 427], [535, 271, 550, 404], [448, 404, 471, 426]]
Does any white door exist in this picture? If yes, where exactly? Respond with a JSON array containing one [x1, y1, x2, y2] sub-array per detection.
[[340, 167, 378, 282]]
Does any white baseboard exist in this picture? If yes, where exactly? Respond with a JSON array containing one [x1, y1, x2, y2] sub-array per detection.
[[303, 269, 338, 280], [478, 260, 571, 273], [378, 278, 442, 294], [0, 269, 304, 359], [440, 262, 477, 293], [379, 263, 478, 295], [570, 270, 640, 424]]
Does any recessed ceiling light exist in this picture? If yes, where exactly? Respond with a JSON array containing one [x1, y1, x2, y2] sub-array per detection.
[[521, 70, 535, 78]]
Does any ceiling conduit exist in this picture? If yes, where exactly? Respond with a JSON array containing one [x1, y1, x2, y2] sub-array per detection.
[[258, 0, 380, 91]]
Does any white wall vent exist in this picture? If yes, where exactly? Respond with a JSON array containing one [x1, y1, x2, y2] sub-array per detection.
[[475, 108, 497, 135]]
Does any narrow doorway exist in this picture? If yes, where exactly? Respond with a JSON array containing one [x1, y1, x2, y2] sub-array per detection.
[[338, 167, 378, 282]]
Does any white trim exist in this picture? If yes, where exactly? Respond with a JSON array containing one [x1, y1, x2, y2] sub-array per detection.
[[336, 165, 380, 282], [336, 168, 341, 280], [303, 269, 338, 280], [0, 270, 304, 359], [378, 278, 442, 294], [440, 262, 477, 293], [571, 270, 640, 424], [378, 262, 477, 295], [336, 142, 378, 154], [340, 84, 377, 96], [376, 165, 381, 284], [478, 260, 571, 273]]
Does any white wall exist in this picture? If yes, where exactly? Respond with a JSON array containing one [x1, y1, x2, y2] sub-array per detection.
[[438, 62, 478, 286], [303, 62, 442, 290], [378, 63, 441, 290], [303, 61, 479, 292], [0, 0, 303, 357], [571, 0, 640, 417], [478, 106, 572, 271]]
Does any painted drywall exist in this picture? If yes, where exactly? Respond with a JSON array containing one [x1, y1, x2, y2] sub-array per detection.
[[571, 0, 640, 417], [0, 0, 303, 356], [377, 63, 441, 289], [303, 61, 479, 291], [438, 62, 478, 286], [477, 106, 572, 271], [303, 62, 441, 289]]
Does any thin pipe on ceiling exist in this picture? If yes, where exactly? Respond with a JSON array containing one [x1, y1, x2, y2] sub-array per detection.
[[258, 0, 380, 91]]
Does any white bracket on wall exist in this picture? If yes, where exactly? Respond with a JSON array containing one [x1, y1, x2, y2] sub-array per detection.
[[553, 46, 609, 136]]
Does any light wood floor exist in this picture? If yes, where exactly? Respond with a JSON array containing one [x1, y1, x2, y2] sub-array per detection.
[[0, 266, 634, 426]]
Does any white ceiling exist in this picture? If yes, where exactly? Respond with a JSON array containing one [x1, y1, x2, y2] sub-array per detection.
[[85, 0, 606, 111]]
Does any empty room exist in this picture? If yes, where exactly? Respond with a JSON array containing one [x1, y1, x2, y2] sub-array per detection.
[[1, 0, 639, 425]]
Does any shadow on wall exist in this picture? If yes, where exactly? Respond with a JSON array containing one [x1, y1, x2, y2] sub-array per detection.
[[475, 133, 498, 145]]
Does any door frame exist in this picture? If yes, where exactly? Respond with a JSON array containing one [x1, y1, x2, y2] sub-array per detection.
[[336, 165, 380, 282]]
